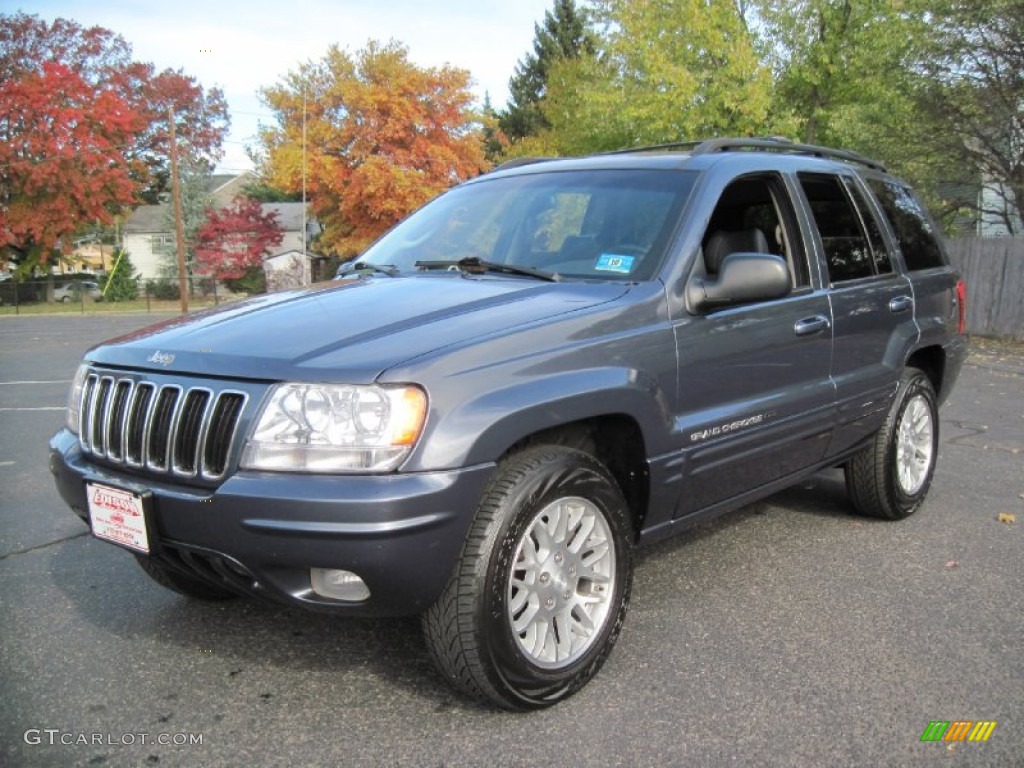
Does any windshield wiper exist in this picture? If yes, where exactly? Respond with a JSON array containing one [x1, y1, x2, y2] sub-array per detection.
[[335, 261, 399, 278], [414, 257, 559, 282]]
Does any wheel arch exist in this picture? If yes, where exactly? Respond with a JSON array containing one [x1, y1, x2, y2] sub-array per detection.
[[905, 345, 946, 399], [503, 415, 651, 540]]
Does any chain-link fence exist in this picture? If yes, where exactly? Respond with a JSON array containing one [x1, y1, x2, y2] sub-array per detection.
[[0, 276, 252, 315]]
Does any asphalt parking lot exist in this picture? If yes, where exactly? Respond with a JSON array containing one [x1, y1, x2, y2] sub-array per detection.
[[1, 313, 1021, 767]]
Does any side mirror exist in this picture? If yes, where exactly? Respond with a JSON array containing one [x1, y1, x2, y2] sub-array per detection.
[[687, 253, 791, 312]]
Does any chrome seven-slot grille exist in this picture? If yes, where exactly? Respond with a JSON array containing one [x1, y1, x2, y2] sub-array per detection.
[[78, 371, 247, 481]]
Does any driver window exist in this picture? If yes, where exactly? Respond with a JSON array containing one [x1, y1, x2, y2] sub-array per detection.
[[702, 175, 809, 288]]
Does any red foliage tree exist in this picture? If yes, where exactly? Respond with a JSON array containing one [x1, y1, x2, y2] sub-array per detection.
[[195, 197, 284, 280], [0, 13, 229, 268]]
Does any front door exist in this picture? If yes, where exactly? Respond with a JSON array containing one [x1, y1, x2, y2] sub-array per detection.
[[671, 173, 835, 518]]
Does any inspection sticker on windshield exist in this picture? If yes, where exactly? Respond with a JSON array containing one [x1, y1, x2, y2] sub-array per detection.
[[87, 482, 150, 553], [595, 254, 635, 274]]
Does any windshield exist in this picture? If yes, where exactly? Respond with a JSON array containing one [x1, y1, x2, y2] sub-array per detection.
[[357, 169, 696, 281]]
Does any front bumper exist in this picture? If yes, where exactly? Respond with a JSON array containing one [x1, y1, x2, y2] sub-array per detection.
[[50, 428, 494, 616]]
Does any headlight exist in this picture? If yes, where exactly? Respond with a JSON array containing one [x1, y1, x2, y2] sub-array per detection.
[[240, 383, 427, 473], [66, 364, 89, 434]]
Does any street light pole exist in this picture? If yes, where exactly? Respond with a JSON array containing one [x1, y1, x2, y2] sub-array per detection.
[[302, 89, 308, 285]]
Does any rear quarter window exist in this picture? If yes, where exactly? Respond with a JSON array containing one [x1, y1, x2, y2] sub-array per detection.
[[867, 179, 948, 270]]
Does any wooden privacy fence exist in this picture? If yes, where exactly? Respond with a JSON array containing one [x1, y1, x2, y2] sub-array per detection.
[[945, 237, 1024, 341]]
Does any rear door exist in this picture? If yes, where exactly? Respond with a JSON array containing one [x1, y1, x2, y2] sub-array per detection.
[[795, 172, 919, 457]]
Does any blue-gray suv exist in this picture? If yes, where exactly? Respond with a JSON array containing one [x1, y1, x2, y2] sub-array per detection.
[[50, 138, 967, 709]]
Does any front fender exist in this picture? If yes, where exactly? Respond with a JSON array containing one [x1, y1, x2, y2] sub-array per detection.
[[406, 366, 674, 469]]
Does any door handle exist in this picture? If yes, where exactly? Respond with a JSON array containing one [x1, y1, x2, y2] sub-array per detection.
[[889, 296, 914, 313], [794, 315, 831, 336]]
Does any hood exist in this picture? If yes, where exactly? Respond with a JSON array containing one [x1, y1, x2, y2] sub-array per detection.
[[87, 275, 630, 382]]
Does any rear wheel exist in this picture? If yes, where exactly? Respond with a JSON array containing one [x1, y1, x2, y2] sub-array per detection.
[[134, 554, 238, 601], [422, 446, 633, 709], [845, 368, 939, 519]]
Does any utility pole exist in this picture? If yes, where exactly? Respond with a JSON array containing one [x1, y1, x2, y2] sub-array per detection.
[[169, 107, 189, 314]]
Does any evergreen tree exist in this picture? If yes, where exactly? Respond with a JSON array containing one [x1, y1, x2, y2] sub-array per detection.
[[481, 93, 507, 163], [499, 0, 595, 141], [99, 249, 138, 301]]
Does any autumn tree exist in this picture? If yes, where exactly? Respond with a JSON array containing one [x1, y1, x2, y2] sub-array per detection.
[[0, 13, 228, 272], [194, 196, 282, 283], [500, 0, 596, 141], [259, 40, 488, 257], [525, 0, 779, 157]]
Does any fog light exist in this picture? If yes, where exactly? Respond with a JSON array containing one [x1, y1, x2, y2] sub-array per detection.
[[310, 568, 370, 602]]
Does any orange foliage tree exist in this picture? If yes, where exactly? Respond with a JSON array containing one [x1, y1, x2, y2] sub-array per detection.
[[259, 40, 489, 257]]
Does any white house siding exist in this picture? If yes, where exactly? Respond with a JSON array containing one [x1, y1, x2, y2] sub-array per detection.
[[979, 184, 1022, 237], [121, 233, 163, 279]]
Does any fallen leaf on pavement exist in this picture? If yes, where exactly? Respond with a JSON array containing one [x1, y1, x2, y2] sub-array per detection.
[[944, 560, 959, 569], [997, 512, 1016, 524]]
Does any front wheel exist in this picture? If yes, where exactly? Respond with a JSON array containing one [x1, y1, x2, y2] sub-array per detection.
[[423, 446, 633, 709], [845, 368, 939, 519]]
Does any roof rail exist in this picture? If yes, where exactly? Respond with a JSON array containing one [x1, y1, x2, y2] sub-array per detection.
[[598, 141, 704, 156], [595, 136, 887, 172], [488, 157, 557, 173], [690, 137, 887, 172]]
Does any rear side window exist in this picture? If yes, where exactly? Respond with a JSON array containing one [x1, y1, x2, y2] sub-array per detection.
[[798, 173, 875, 282], [844, 179, 893, 274], [867, 179, 947, 270]]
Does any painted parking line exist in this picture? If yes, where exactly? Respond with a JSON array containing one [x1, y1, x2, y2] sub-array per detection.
[[0, 461, 14, 467], [0, 380, 72, 385], [0, 406, 65, 411]]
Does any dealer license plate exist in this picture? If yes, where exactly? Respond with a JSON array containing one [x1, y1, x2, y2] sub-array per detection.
[[86, 482, 150, 554]]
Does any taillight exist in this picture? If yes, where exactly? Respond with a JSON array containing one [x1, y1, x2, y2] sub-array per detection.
[[954, 279, 967, 335]]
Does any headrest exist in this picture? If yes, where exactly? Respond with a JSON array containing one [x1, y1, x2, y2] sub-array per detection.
[[704, 228, 770, 275]]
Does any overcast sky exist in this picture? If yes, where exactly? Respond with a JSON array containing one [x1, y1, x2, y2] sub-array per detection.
[[14, 0, 555, 172]]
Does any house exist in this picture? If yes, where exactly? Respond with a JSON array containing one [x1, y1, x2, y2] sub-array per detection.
[[978, 182, 1023, 237], [121, 174, 319, 280], [121, 205, 170, 279]]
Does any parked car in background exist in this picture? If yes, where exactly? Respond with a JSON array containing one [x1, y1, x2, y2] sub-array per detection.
[[54, 280, 102, 302]]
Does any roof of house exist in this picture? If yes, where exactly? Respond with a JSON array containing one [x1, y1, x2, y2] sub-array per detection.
[[122, 205, 168, 234], [263, 203, 314, 232]]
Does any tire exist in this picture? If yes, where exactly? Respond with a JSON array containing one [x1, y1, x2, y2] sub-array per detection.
[[60, 295, 70, 303], [134, 554, 238, 601], [422, 446, 633, 710], [845, 368, 939, 519]]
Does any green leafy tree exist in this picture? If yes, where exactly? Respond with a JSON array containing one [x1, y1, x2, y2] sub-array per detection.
[[500, 0, 596, 141], [751, 0, 930, 152], [914, 0, 1024, 233], [99, 249, 138, 301], [529, 0, 778, 156]]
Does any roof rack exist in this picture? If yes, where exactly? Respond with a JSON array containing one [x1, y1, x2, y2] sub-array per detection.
[[597, 136, 887, 172], [691, 137, 887, 172]]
